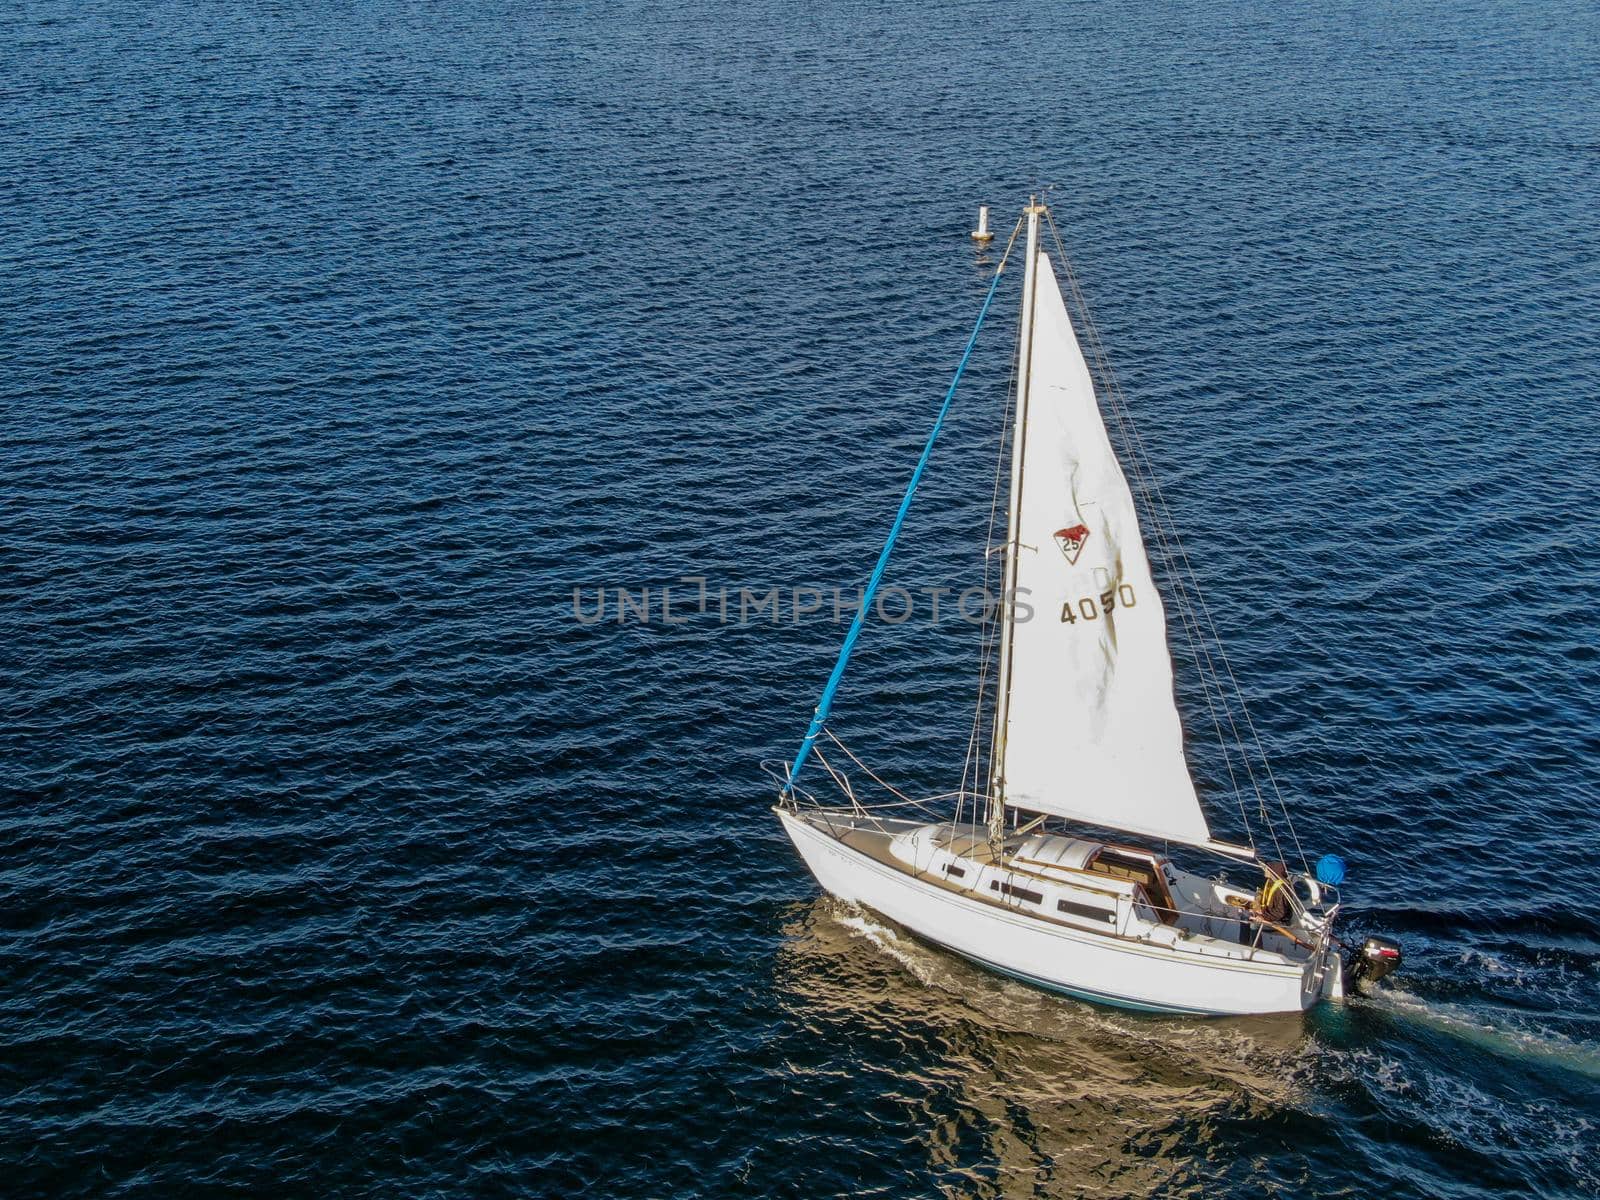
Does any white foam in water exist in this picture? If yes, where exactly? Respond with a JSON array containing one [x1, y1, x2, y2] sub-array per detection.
[[1317, 1035, 1599, 1193], [1368, 983, 1600, 1081], [833, 906, 942, 987]]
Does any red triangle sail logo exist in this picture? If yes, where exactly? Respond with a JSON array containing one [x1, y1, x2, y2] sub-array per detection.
[[1053, 523, 1090, 565]]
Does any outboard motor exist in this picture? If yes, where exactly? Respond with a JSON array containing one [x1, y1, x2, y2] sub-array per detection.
[[1347, 936, 1403, 989]]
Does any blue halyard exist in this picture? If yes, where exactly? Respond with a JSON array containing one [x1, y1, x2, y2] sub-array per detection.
[[784, 263, 1008, 796]]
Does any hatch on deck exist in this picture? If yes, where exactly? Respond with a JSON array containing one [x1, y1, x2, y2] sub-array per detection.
[[1015, 834, 1101, 871]]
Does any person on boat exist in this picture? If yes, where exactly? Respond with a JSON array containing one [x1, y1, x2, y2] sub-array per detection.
[[1256, 861, 1291, 924]]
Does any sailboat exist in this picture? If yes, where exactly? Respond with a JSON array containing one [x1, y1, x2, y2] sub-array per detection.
[[771, 199, 1401, 1016]]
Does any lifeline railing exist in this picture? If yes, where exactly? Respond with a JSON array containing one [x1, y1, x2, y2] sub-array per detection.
[[762, 755, 977, 829]]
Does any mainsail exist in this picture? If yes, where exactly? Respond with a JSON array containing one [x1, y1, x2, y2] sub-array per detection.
[[996, 252, 1212, 848]]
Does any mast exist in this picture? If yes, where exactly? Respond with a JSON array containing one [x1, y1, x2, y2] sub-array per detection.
[[988, 199, 1044, 841]]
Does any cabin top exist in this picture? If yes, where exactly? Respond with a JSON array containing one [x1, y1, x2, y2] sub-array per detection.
[[1015, 834, 1099, 871]]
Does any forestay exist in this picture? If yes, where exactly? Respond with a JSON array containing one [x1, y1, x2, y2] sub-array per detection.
[[997, 253, 1212, 847]]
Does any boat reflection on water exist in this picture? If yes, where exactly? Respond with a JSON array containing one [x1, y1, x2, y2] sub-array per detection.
[[773, 897, 1316, 1197]]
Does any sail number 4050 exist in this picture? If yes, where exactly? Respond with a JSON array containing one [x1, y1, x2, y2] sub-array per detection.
[[1062, 585, 1136, 623]]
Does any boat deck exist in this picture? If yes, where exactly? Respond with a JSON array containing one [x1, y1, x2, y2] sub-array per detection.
[[807, 810, 1312, 968]]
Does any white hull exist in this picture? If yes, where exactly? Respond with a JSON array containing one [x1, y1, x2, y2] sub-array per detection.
[[778, 809, 1341, 1016]]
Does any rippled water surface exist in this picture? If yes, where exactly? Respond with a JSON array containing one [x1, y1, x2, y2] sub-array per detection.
[[4, 1, 1599, 1196]]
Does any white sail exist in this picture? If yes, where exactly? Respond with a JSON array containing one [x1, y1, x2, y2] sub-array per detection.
[[997, 252, 1212, 848]]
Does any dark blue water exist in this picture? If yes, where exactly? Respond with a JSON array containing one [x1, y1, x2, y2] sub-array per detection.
[[4, 1, 1599, 1196]]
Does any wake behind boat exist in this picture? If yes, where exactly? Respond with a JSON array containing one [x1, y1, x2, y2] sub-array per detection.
[[770, 199, 1401, 1016]]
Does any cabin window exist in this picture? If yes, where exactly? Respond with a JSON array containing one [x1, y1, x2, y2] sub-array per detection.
[[990, 880, 1043, 905], [943, 863, 966, 879], [1058, 898, 1115, 924]]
